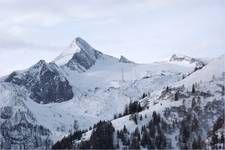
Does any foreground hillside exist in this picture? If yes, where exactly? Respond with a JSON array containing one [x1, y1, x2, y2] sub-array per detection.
[[0, 37, 224, 149], [53, 55, 225, 149]]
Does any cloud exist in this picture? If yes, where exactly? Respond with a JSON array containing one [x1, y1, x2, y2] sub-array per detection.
[[0, 0, 224, 76]]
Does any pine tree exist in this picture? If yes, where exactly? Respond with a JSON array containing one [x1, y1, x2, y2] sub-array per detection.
[[152, 111, 160, 125], [130, 137, 140, 149], [141, 93, 147, 99], [179, 119, 190, 149], [52, 141, 61, 149], [191, 116, 199, 131], [122, 125, 127, 133], [141, 126, 152, 148], [175, 91, 179, 101], [213, 116, 224, 132], [222, 85, 225, 96], [166, 86, 169, 93], [155, 130, 167, 149], [130, 128, 141, 149], [139, 114, 143, 121], [221, 134, 224, 144], [118, 113, 122, 118], [128, 101, 143, 114], [191, 97, 196, 108], [130, 113, 138, 124], [149, 120, 155, 138], [192, 84, 196, 94], [73, 120, 79, 131], [134, 127, 141, 141], [192, 139, 197, 149], [211, 134, 219, 145], [192, 136, 202, 149], [52, 130, 83, 149], [89, 121, 115, 149], [124, 104, 129, 116], [79, 141, 90, 149]]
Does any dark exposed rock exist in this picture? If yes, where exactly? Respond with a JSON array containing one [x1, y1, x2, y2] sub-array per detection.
[[119, 56, 134, 64], [66, 37, 102, 71], [4, 60, 73, 104], [0, 106, 13, 119], [0, 110, 52, 149], [66, 49, 102, 70], [170, 54, 206, 70]]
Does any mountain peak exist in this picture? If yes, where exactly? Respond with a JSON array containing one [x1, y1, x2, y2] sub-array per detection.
[[68, 37, 90, 51], [169, 54, 205, 69], [169, 54, 190, 61], [75, 37, 101, 58], [66, 39, 102, 71], [68, 38, 79, 50], [54, 37, 81, 66], [53, 37, 103, 72], [75, 37, 90, 47], [119, 56, 134, 63], [33, 60, 47, 68]]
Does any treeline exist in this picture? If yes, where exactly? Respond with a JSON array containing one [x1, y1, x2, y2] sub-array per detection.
[[179, 109, 224, 149], [52, 111, 170, 149], [52, 99, 145, 149], [86, 112, 168, 149], [210, 116, 225, 149], [52, 130, 85, 149], [80, 112, 169, 149], [116, 111, 169, 149], [78, 120, 115, 149], [114, 100, 143, 119]]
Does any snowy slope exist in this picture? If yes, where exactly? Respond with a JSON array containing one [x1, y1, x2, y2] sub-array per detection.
[[64, 54, 193, 91], [26, 55, 194, 142], [54, 39, 81, 66], [70, 54, 225, 149], [177, 54, 225, 86], [0, 37, 221, 149]]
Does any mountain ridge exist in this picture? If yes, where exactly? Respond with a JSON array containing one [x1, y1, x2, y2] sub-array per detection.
[[0, 37, 224, 149], [55, 53, 225, 149]]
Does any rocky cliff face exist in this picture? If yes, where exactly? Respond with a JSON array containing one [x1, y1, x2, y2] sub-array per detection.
[[169, 54, 206, 69], [65, 37, 102, 72], [4, 60, 73, 104], [0, 83, 53, 149], [0, 109, 52, 149]]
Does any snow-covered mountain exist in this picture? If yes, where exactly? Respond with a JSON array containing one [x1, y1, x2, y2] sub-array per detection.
[[0, 37, 224, 149], [57, 54, 225, 149], [54, 37, 103, 72], [4, 60, 73, 104], [169, 54, 206, 69]]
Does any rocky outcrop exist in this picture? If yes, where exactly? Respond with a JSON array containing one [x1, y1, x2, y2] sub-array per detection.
[[0, 108, 52, 149], [169, 54, 206, 69], [65, 37, 102, 71], [119, 56, 134, 63], [4, 60, 73, 104]]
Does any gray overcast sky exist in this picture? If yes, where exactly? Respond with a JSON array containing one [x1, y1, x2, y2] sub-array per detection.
[[0, 0, 224, 76]]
